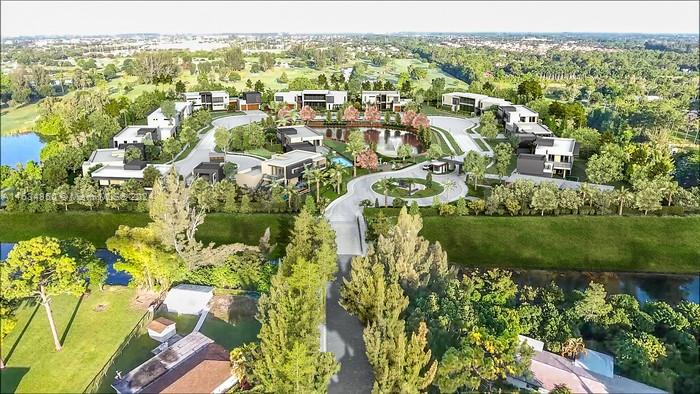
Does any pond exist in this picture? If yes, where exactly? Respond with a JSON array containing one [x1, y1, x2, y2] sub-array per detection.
[[1, 243, 132, 286], [0, 132, 45, 167], [314, 127, 424, 157], [505, 269, 700, 305]]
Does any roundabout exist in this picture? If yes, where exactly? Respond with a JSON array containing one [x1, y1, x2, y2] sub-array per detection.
[[371, 177, 444, 199]]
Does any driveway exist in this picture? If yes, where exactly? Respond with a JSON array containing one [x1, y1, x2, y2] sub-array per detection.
[[174, 112, 267, 177]]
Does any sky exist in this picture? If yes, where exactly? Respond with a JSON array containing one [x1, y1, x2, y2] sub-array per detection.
[[1, 1, 699, 37]]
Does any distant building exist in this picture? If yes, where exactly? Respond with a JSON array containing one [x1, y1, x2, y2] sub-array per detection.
[[112, 332, 236, 394], [442, 92, 511, 114], [274, 90, 347, 110], [508, 335, 666, 394], [516, 137, 578, 178], [182, 91, 230, 111], [277, 125, 324, 152], [361, 90, 409, 112]]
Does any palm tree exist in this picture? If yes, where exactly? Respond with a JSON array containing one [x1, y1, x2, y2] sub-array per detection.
[[282, 183, 298, 211], [325, 164, 345, 195], [443, 179, 457, 200], [303, 167, 326, 203], [613, 186, 633, 216], [377, 177, 392, 207]]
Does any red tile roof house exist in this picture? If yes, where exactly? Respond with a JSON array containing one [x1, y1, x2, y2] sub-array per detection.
[[112, 332, 237, 394]]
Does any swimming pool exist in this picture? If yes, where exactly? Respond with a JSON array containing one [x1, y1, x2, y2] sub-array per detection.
[[330, 156, 353, 168]]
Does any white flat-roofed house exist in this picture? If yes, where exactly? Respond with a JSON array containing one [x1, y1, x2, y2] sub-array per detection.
[[498, 105, 540, 132], [147, 101, 193, 139], [182, 91, 230, 111], [361, 90, 407, 112], [261, 150, 326, 185], [277, 125, 323, 152], [82, 148, 125, 175], [274, 90, 347, 110], [512, 122, 554, 137], [89, 163, 172, 186], [112, 126, 158, 148], [507, 335, 667, 394], [442, 92, 512, 114]]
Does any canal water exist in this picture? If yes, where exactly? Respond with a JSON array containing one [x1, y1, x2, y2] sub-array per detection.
[[1, 243, 131, 286]]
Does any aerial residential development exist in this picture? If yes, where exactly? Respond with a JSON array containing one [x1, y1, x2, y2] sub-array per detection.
[[1, 1, 699, 394]]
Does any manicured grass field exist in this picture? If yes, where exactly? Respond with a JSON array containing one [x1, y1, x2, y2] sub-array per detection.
[[364, 209, 700, 273], [431, 126, 464, 155], [0, 287, 145, 393], [0, 212, 293, 249], [0, 103, 41, 135]]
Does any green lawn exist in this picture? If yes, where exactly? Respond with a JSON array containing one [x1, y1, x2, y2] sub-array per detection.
[[431, 126, 464, 155], [323, 139, 352, 160], [430, 128, 454, 155], [0, 212, 293, 249], [1, 103, 42, 135], [0, 287, 146, 393], [364, 210, 700, 273]]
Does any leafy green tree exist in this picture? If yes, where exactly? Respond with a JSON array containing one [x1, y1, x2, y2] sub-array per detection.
[[612, 186, 634, 216], [478, 112, 499, 138], [397, 143, 413, 162], [102, 63, 118, 80], [517, 80, 543, 102], [586, 151, 624, 184], [214, 126, 231, 151], [1, 237, 90, 351], [346, 130, 367, 177], [493, 142, 512, 178], [463, 151, 487, 188], [125, 147, 143, 162], [160, 100, 176, 120], [531, 182, 558, 215], [74, 175, 102, 210], [634, 180, 663, 215], [572, 283, 612, 325]]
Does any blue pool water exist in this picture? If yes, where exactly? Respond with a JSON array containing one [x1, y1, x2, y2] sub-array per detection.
[[330, 156, 353, 168], [1, 243, 132, 286], [0, 132, 45, 167]]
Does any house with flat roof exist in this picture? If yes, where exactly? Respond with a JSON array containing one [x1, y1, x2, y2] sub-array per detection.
[[192, 162, 225, 184], [112, 126, 158, 148], [82, 148, 126, 175], [238, 91, 262, 111], [442, 92, 511, 114], [146, 102, 193, 139], [507, 335, 666, 393], [512, 122, 554, 137], [498, 105, 540, 132], [182, 91, 230, 111], [516, 137, 578, 178], [274, 90, 347, 110], [90, 163, 171, 186], [277, 125, 323, 152], [361, 90, 409, 112], [261, 150, 326, 185], [112, 332, 236, 394]]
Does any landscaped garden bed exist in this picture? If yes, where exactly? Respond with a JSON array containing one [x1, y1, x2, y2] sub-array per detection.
[[371, 177, 444, 198]]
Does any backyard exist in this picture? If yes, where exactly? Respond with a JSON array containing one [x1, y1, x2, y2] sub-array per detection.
[[0, 287, 146, 393], [364, 209, 700, 273]]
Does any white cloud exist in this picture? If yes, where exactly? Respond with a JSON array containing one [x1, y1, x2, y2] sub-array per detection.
[[1, 1, 698, 37]]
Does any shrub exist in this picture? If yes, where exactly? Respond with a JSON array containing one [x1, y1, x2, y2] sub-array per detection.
[[438, 203, 457, 216]]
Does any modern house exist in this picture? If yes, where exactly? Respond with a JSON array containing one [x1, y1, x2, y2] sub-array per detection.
[[277, 125, 324, 152], [112, 332, 237, 394], [146, 101, 193, 139], [182, 91, 230, 111], [112, 126, 158, 148], [498, 105, 540, 132], [237, 91, 262, 111], [82, 148, 126, 175], [511, 122, 554, 137], [192, 162, 225, 184], [274, 90, 347, 110], [89, 163, 171, 186], [261, 150, 326, 185], [516, 137, 578, 178], [360, 90, 409, 112], [442, 92, 511, 114], [507, 335, 666, 394]]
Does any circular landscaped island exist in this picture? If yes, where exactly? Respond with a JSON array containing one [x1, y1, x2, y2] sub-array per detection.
[[371, 177, 444, 198]]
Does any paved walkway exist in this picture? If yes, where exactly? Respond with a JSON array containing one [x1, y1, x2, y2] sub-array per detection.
[[173, 111, 267, 177], [428, 116, 486, 160]]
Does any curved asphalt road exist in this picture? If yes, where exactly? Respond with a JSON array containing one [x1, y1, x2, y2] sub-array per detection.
[[174, 111, 267, 178]]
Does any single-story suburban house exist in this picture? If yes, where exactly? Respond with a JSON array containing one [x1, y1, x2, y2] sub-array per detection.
[[507, 335, 666, 393], [112, 332, 237, 394]]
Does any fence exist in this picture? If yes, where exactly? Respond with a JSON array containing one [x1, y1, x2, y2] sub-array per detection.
[[82, 298, 163, 393]]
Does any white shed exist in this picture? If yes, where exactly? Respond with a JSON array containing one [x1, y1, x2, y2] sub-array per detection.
[[147, 317, 177, 342], [163, 284, 214, 315]]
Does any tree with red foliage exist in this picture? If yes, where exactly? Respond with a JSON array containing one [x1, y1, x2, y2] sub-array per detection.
[[411, 113, 430, 130], [401, 110, 417, 128], [299, 105, 316, 123], [343, 105, 360, 122], [356, 149, 379, 172], [364, 105, 381, 127]]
